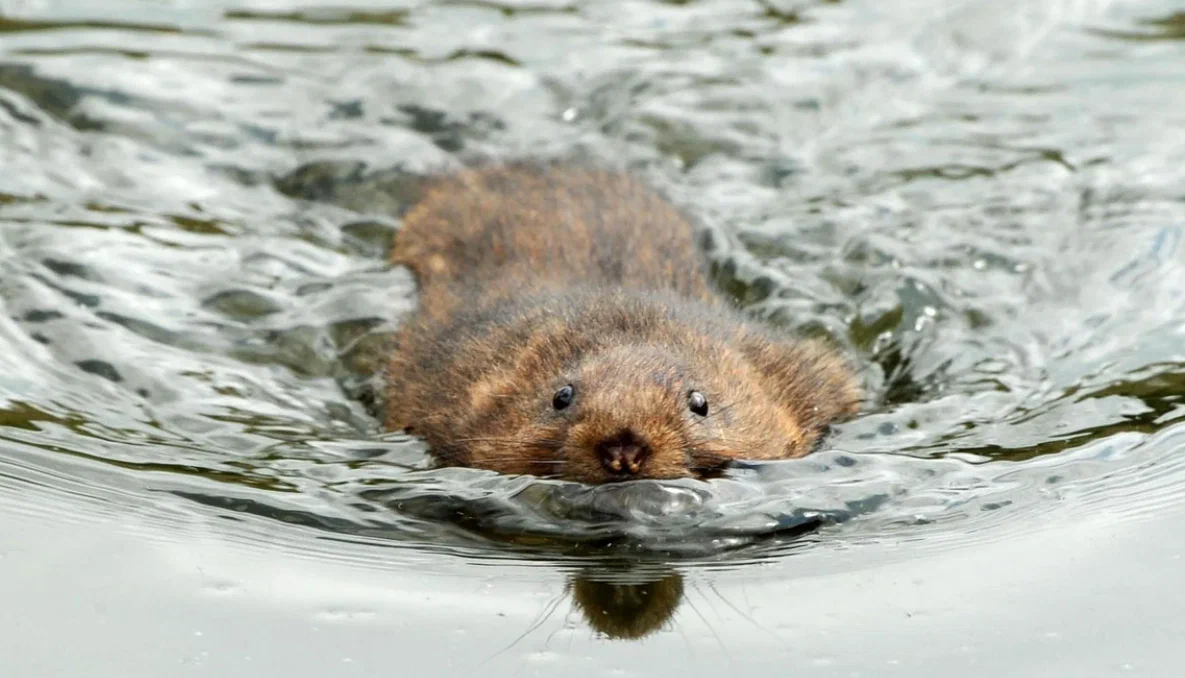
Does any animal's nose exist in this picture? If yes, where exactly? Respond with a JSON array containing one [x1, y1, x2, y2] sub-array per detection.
[[595, 431, 650, 476]]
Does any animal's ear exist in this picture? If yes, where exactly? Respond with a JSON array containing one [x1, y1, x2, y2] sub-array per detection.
[[738, 332, 862, 434]]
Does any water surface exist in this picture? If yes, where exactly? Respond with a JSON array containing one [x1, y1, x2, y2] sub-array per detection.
[[2, 0, 1185, 675]]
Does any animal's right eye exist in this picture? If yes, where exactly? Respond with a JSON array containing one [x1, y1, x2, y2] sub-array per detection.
[[552, 384, 575, 411]]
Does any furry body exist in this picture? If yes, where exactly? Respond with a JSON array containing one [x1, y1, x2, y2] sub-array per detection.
[[384, 164, 859, 483]]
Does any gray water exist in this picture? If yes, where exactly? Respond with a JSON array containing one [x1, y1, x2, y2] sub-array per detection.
[[2, 0, 1185, 675]]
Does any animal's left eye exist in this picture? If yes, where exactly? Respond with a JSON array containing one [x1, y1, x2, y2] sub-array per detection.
[[553, 384, 575, 411], [688, 390, 708, 416]]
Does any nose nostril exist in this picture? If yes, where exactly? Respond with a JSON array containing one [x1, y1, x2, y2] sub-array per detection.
[[595, 431, 650, 476]]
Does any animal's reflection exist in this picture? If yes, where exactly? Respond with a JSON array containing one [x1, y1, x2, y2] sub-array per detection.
[[567, 567, 685, 640]]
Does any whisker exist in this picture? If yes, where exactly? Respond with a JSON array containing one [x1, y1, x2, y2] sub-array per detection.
[[474, 457, 567, 466], [450, 436, 565, 447]]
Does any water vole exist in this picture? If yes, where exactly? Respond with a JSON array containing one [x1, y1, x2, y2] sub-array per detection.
[[384, 163, 859, 483]]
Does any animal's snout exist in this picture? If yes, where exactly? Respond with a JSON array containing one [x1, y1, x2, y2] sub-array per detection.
[[595, 430, 650, 476]]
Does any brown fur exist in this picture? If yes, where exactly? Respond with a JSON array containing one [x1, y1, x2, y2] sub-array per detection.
[[384, 162, 859, 483]]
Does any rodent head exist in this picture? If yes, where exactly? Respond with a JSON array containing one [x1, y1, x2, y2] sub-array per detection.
[[552, 344, 811, 482], [457, 336, 850, 483]]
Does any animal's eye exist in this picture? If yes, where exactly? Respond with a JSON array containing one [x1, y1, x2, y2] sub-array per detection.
[[688, 390, 708, 416], [553, 384, 575, 411]]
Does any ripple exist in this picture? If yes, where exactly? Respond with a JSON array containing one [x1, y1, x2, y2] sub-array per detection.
[[0, 0, 1183, 588]]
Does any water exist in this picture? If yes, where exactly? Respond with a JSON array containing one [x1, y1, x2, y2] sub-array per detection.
[[2, 0, 1185, 674]]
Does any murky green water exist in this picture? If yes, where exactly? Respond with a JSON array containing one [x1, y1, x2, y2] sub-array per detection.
[[3, 0, 1185, 675]]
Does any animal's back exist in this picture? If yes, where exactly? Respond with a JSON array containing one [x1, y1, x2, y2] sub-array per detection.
[[391, 163, 717, 317]]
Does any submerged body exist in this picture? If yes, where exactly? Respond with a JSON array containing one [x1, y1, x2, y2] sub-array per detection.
[[385, 163, 859, 483]]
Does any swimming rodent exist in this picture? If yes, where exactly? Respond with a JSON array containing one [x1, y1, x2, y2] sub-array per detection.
[[383, 162, 860, 483]]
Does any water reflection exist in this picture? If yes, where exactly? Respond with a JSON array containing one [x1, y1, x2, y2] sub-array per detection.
[[568, 567, 685, 641], [1090, 11, 1185, 42]]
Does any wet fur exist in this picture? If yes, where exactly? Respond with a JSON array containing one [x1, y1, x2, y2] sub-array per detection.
[[385, 162, 859, 483]]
